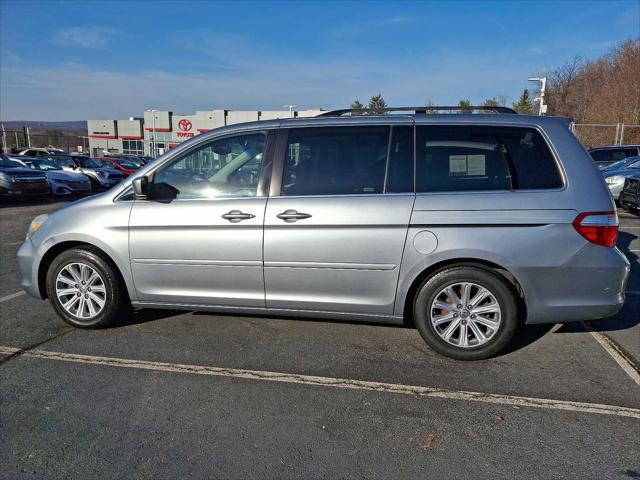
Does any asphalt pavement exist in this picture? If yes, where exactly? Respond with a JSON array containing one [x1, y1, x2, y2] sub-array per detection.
[[1, 198, 639, 479]]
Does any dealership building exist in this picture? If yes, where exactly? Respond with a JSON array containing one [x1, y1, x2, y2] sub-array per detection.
[[87, 108, 323, 157]]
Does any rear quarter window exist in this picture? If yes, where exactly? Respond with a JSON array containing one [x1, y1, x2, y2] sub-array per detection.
[[415, 125, 563, 192]]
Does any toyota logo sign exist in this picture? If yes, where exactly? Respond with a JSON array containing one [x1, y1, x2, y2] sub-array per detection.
[[178, 119, 192, 131]]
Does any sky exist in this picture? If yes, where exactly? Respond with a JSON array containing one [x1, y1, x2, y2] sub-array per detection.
[[1, 0, 638, 121]]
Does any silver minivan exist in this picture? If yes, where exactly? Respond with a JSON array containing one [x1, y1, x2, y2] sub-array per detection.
[[17, 107, 630, 360]]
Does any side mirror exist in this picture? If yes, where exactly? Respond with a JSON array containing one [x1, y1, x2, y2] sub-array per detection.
[[132, 176, 150, 199]]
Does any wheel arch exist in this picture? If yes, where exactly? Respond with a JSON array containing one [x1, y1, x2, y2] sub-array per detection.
[[38, 241, 133, 301], [400, 258, 527, 326]]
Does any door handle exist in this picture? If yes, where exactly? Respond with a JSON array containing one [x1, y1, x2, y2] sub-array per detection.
[[222, 210, 255, 223], [276, 209, 312, 223]]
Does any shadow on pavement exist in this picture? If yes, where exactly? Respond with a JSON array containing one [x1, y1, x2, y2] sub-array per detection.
[[113, 308, 189, 328]]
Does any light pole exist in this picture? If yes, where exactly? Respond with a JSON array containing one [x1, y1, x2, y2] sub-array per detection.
[[283, 104, 297, 118], [528, 77, 547, 115], [146, 109, 159, 156]]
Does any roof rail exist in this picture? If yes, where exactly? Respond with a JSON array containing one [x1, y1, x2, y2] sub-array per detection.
[[318, 106, 517, 117]]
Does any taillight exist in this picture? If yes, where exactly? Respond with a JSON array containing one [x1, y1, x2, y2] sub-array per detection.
[[572, 211, 618, 248]]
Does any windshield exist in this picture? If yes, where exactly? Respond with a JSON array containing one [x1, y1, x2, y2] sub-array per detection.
[[26, 159, 62, 171], [75, 157, 101, 168], [118, 160, 140, 169], [47, 155, 76, 167]]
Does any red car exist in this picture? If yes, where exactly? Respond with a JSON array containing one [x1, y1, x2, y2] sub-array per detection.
[[95, 157, 142, 177]]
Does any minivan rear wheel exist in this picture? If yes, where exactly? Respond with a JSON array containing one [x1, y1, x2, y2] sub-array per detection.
[[413, 266, 519, 360], [46, 248, 128, 328]]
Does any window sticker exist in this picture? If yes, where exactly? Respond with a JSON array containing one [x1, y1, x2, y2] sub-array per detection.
[[449, 155, 467, 175], [467, 155, 486, 176]]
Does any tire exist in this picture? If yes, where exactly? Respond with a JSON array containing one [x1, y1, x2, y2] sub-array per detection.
[[413, 266, 519, 361], [46, 248, 129, 328]]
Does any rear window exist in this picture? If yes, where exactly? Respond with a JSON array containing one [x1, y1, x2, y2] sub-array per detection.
[[416, 126, 563, 192], [590, 148, 639, 164]]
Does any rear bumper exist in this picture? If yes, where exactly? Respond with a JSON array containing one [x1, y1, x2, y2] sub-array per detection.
[[520, 244, 629, 324]]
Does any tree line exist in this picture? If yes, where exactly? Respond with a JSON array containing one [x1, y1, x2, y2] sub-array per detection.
[[350, 91, 535, 114]]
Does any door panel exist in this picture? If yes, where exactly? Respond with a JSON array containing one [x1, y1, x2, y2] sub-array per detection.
[[128, 129, 273, 307], [264, 194, 414, 314], [263, 124, 415, 315], [130, 198, 266, 306]]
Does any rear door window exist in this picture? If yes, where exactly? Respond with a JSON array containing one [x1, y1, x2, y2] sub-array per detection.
[[415, 126, 563, 192], [282, 126, 389, 196]]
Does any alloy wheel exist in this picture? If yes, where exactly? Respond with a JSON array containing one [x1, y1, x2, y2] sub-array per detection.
[[429, 282, 502, 348], [55, 262, 107, 321]]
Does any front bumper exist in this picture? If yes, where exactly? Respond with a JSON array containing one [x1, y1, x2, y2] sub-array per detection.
[[50, 182, 91, 196], [0, 185, 50, 197], [17, 238, 43, 299], [620, 188, 639, 210]]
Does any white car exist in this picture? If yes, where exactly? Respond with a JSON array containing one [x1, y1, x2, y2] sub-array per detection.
[[45, 155, 123, 190], [18, 147, 67, 157], [9, 157, 91, 196]]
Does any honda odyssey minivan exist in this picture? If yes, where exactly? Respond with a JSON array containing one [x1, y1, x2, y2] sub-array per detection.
[[17, 107, 630, 360]]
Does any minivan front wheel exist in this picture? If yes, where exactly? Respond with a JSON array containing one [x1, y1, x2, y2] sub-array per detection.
[[46, 248, 128, 328], [414, 266, 519, 360]]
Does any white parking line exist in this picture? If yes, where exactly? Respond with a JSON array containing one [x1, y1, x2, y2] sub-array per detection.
[[0, 346, 638, 419], [0, 291, 25, 303], [582, 323, 640, 386]]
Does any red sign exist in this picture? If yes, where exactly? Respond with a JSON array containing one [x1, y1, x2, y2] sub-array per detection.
[[177, 132, 195, 138], [178, 119, 192, 131]]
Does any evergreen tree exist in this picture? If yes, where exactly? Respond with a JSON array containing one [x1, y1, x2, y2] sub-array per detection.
[[424, 101, 437, 114], [350, 99, 364, 115], [512, 89, 534, 114], [368, 94, 387, 114], [458, 99, 472, 113]]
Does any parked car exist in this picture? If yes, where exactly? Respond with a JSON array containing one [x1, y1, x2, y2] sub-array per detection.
[[94, 157, 141, 177], [620, 175, 640, 213], [589, 145, 640, 168], [0, 154, 50, 198], [46, 155, 123, 190], [19, 147, 67, 157], [8, 157, 91, 196], [102, 153, 153, 166], [602, 156, 640, 203], [17, 107, 630, 360]]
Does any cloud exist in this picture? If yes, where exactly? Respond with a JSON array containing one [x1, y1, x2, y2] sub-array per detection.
[[51, 26, 118, 48], [527, 45, 544, 55], [0, 50, 533, 121]]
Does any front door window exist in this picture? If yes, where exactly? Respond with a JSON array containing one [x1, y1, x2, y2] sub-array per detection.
[[153, 132, 267, 200]]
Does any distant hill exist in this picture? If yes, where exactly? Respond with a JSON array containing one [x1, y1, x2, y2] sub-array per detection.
[[1, 120, 87, 134]]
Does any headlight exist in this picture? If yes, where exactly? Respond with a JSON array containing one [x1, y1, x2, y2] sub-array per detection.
[[97, 171, 108, 178], [605, 175, 624, 184], [26, 214, 48, 240]]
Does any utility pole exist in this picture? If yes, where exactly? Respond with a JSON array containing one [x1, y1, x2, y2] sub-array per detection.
[[528, 77, 547, 115], [283, 104, 297, 118], [1, 124, 6, 153]]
